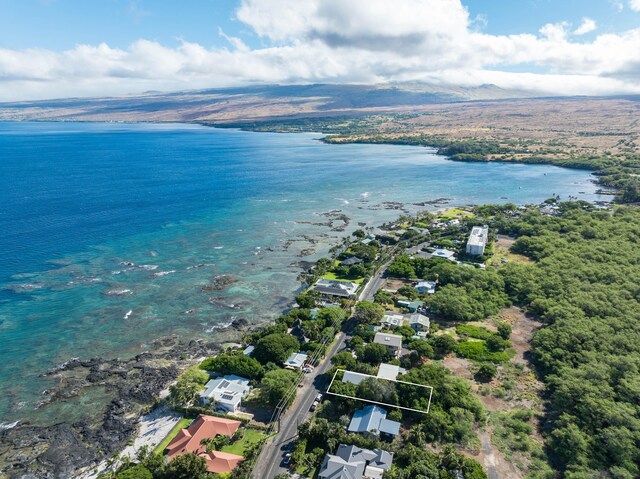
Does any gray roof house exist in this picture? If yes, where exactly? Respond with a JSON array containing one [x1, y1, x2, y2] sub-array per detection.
[[415, 280, 436, 294], [430, 248, 456, 261], [341, 256, 364, 267], [313, 279, 359, 298], [373, 332, 403, 358], [200, 375, 251, 413], [376, 363, 406, 381], [342, 370, 368, 386], [319, 444, 393, 479], [348, 405, 401, 438], [284, 352, 308, 369], [408, 313, 430, 332], [381, 313, 405, 328]]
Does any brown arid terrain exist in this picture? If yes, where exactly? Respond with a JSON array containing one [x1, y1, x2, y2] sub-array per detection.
[[318, 98, 640, 165], [1, 84, 638, 164], [441, 299, 548, 478]]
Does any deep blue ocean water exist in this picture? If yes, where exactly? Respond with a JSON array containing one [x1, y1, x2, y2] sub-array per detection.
[[0, 122, 603, 425]]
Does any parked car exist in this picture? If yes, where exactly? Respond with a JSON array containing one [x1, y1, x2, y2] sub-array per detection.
[[302, 366, 313, 374], [282, 453, 292, 466], [315, 393, 323, 402], [310, 401, 317, 412]]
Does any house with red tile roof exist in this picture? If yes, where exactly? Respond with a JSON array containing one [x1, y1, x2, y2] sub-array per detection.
[[166, 414, 244, 473], [201, 450, 244, 473]]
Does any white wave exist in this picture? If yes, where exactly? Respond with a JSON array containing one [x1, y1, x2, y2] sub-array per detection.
[[153, 270, 176, 277], [124, 310, 133, 320], [104, 288, 132, 296], [361, 192, 370, 198], [139, 264, 159, 270], [0, 420, 20, 430], [213, 246, 224, 250]]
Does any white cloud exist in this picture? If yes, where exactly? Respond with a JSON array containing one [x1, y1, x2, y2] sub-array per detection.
[[629, 0, 640, 12], [574, 18, 597, 35], [1, 0, 640, 101]]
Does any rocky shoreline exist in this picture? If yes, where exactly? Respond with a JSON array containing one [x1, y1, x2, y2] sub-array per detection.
[[0, 320, 256, 479]]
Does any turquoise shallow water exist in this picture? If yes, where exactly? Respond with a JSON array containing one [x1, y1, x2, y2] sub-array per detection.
[[0, 122, 603, 425]]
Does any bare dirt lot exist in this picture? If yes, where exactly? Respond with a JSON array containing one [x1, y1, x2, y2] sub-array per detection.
[[444, 307, 547, 479]]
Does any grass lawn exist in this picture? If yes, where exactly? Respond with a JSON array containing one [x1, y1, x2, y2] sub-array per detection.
[[154, 418, 193, 455], [321, 271, 365, 284], [487, 243, 533, 268], [438, 207, 475, 220], [221, 428, 265, 456]]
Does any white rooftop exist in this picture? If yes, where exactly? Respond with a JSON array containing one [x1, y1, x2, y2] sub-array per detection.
[[377, 363, 406, 380], [284, 352, 308, 369], [200, 375, 251, 407], [467, 225, 489, 247], [432, 248, 456, 259]]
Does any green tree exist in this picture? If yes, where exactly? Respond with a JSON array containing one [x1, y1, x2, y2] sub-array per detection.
[[475, 363, 497, 382], [169, 366, 209, 407], [260, 368, 298, 408], [253, 333, 300, 365], [295, 292, 318, 309], [163, 453, 208, 479], [356, 377, 399, 405], [497, 322, 512, 339], [116, 465, 152, 479], [429, 335, 457, 358], [353, 301, 385, 325], [362, 343, 391, 364], [199, 353, 264, 379], [353, 229, 366, 239], [486, 334, 506, 352]]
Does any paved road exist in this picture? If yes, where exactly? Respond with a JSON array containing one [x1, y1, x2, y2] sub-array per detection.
[[252, 331, 348, 479], [252, 256, 391, 478], [359, 260, 391, 302]]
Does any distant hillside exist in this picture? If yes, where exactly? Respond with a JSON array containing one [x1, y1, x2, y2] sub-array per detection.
[[0, 82, 540, 123]]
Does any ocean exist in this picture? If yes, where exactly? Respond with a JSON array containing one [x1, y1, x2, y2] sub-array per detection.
[[0, 121, 603, 426]]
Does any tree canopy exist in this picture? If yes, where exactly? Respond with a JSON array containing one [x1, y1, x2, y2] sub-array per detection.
[[252, 333, 300, 365]]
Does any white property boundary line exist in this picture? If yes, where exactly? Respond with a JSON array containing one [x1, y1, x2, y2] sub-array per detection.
[[326, 369, 434, 414]]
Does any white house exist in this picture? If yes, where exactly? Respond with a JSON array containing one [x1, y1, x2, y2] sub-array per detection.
[[414, 280, 436, 294], [284, 352, 309, 370], [376, 363, 406, 381], [466, 225, 489, 255], [381, 313, 405, 328], [430, 248, 456, 261], [200, 375, 251, 413], [312, 279, 358, 298]]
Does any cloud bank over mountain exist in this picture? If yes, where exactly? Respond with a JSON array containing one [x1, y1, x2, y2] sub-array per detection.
[[1, 0, 640, 100]]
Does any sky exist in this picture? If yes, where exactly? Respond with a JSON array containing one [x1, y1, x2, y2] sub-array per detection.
[[0, 0, 640, 101]]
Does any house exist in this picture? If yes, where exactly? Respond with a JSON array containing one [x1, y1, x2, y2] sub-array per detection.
[[341, 256, 364, 267], [348, 405, 401, 438], [242, 345, 255, 356], [397, 299, 425, 313], [166, 415, 243, 474], [430, 248, 456, 261], [312, 279, 359, 298], [200, 450, 244, 474], [373, 332, 403, 358], [376, 363, 406, 381], [342, 371, 368, 385], [319, 444, 394, 479], [415, 280, 436, 294], [407, 313, 430, 332], [284, 352, 308, 370], [466, 225, 489, 255], [381, 313, 405, 329], [200, 375, 251, 413]]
